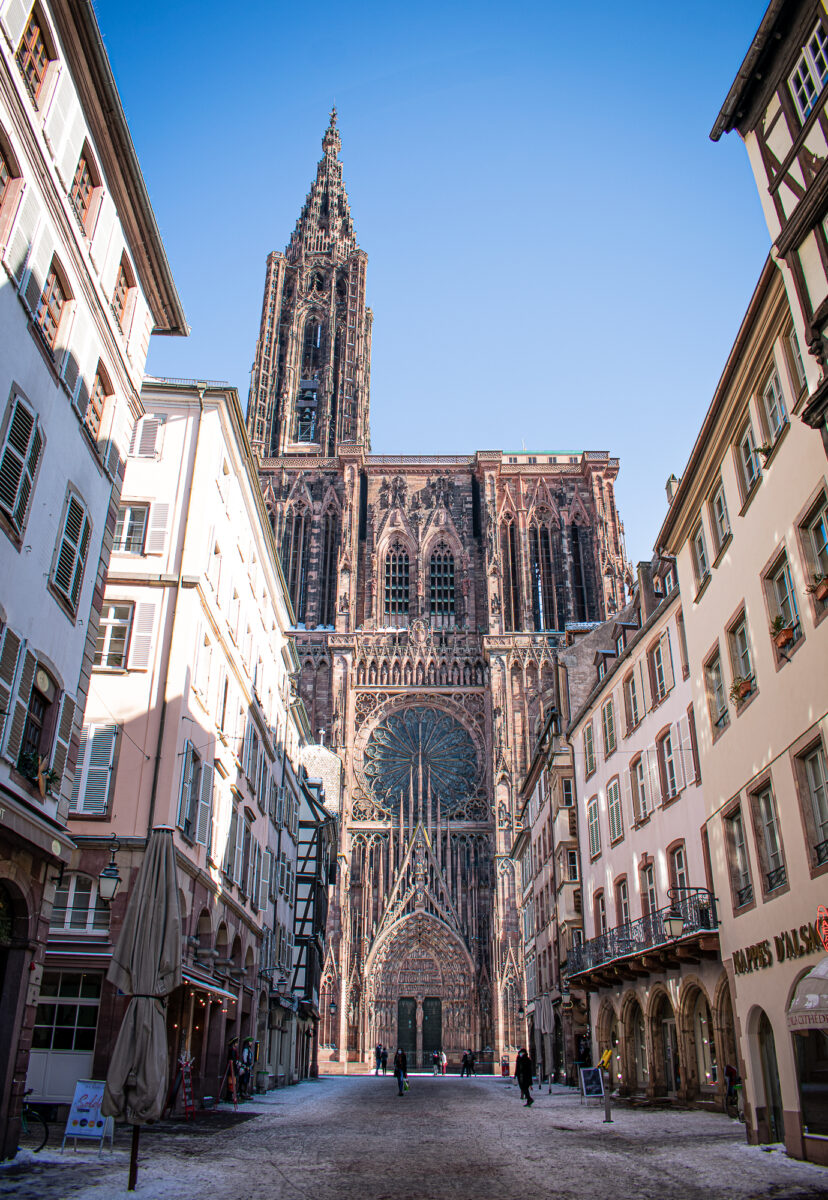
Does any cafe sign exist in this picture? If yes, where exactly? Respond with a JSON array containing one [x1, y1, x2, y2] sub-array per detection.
[[733, 920, 822, 977]]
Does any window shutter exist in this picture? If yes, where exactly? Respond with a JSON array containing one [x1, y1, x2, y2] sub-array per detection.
[[177, 740, 193, 830], [0, 625, 22, 748], [646, 745, 661, 808], [127, 293, 151, 368], [1, 0, 31, 50], [89, 194, 115, 273], [0, 396, 42, 534], [196, 760, 214, 847], [4, 188, 40, 284], [233, 820, 245, 885], [224, 806, 237, 876], [53, 494, 91, 609], [3, 646, 35, 763], [43, 71, 70, 157], [23, 229, 53, 316], [677, 716, 693, 789], [145, 501, 169, 554], [276, 785, 285, 827], [260, 849, 271, 911], [638, 657, 652, 713], [77, 723, 117, 814], [622, 766, 634, 825], [129, 416, 163, 458], [661, 631, 675, 692], [49, 691, 76, 791], [127, 601, 155, 670], [69, 725, 88, 811], [242, 722, 251, 777], [60, 307, 91, 402], [56, 92, 86, 191]]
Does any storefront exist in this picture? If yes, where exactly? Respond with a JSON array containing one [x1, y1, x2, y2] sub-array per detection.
[[787, 955, 828, 1164]]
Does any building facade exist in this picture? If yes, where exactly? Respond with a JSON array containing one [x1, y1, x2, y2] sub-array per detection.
[[657, 260, 828, 1162], [246, 110, 631, 1068], [0, 0, 184, 1158], [31, 379, 314, 1111]]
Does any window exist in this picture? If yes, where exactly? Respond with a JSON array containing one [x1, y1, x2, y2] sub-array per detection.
[[705, 651, 728, 732], [767, 553, 802, 647], [94, 603, 132, 669], [69, 150, 99, 234], [0, 394, 43, 535], [567, 849, 578, 881], [113, 504, 148, 554], [561, 777, 574, 807], [529, 520, 558, 631], [650, 632, 674, 701], [32, 971, 101, 1054], [177, 741, 213, 847], [802, 494, 828, 598], [429, 543, 455, 628], [587, 797, 600, 858], [602, 698, 616, 756], [789, 330, 807, 390], [111, 255, 134, 332], [659, 730, 679, 799], [583, 722, 595, 776], [790, 21, 828, 121], [737, 423, 761, 497], [16, 10, 52, 101], [0, 143, 11, 209], [20, 664, 57, 764], [692, 523, 709, 587], [676, 609, 689, 679], [280, 505, 311, 622], [624, 670, 640, 732], [726, 807, 753, 907], [670, 844, 689, 897], [641, 863, 657, 916], [35, 258, 69, 350], [51, 491, 91, 612], [663, 566, 676, 595], [319, 508, 338, 627], [50, 875, 108, 935], [728, 613, 754, 694], [631, 757, 648, 822], [501, 518, 522, 632], [616, 878, 630, 926], [86, 362, 112, 440], [607, 778, 623, 842], [752, 784, 786, 893], [69, 724, 118, 815], [762, 371, 787, 442], [710, 482, 730, 552], [384, 540, 410, 624], [594, 890, 607, 935], [801, 744, 828, 865], [597, 660, 606, 682], [128, 414, 165, 458]]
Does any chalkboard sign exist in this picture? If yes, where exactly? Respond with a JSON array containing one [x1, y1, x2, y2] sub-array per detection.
[[579, 1066, 604, 1098]]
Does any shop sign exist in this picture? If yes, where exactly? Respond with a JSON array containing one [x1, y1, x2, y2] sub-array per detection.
[[734, 920, 822, 977]]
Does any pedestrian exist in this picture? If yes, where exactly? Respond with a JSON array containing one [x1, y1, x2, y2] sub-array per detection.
[[375, 1043, 382, 1075], [393, 1047, 408, 1096], [468, 1050, 476, 1076], [226, 1036, 241, 1101], [460, 1051, 469, 1077], [380, 1046, 388, 1075], [441, 1049, 447, 1076], [238, 1037, 254, 1098], [432, 1049, 440, 1075], [515, 1047, 534, 1106]]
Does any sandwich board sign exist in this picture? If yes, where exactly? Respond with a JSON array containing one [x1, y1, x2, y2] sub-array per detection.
[[61, 1079, 114, 1154], [579, 1066, 604, 1104]]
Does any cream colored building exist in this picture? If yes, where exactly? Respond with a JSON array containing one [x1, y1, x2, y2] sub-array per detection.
[[657, 259, 828, 1163], [35, 379, 312, 1108]]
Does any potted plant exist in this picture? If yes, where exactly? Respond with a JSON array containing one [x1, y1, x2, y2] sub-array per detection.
[[17, 749, 59, 797], [729, 677, 752, 704], [805, 572, 828, 602], [769, 614, 794, 649], [756, 442, 773, 465]]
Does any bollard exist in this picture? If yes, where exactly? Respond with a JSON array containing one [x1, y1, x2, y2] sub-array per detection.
[[603, 1069, 612, 1123]]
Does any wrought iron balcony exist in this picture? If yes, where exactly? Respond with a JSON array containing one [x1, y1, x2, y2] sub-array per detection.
[[766, 865, 787, 892], [567, 888, 718, 978], [736, 881, 753, 907], [816, 839, 828, 866]]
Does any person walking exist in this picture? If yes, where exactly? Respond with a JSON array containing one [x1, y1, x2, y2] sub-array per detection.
[[374, 1043, 382, 1075], [468, 1050, 476, 1076], [515, 1048, 534, 1106], [432, 1049, 440, 1075], [380, 1046, 388, 1075], [441, 1049, 447, 1076], [460, 1051, 469, 1077], [393, 1047, 408, 1096]]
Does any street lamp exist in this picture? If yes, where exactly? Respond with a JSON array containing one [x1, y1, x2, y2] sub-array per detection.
[[664, 904, 685, 940], [561, 983, 571, 1007], [329, 1001, 338, 1016], [98, 837, 122, 903], [518, 1003, 525, 1018]]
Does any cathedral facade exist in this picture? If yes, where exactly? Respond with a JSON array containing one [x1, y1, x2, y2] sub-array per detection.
[[247, 111, 630, 1067]]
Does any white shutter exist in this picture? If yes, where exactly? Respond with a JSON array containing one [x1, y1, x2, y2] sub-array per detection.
[[233, 819, 245, 885], [71, 723, 117, 815], [672, 721, 687, 789], [622, 766, 634, 825], [127, 293, 151, 368], [196, 760, 214, 847], [145, 501, 169, 555], [646, 745, 661, 808], [0, 625, 22, 748], [57, 105, 86, 192], [279, 853, 286, 893], [90, 193, 115, 273], [3, 646, 35, 763], [61, 306, 91, 402], [276, 785, 285, 827], [638, 657, 652, 714], [43, 70, 69, 154], [69, 725, 88, 811], [661, 631, 675, 692], [177, 740, 193, 829], [242, 722, 252, 777], [678, 715, 695, 787], [0, 396, 43, 534], [49, 691, 76, 792], [1, 0, 31, 49], [22, 226, 53, 315], [260, 849, 271, 910], [224, 806, 237, 875], [129, 416, 163, 458], [128, 602, 156, 670], [4, 188, 40, 284]]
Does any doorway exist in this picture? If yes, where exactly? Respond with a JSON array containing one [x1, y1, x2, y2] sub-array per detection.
[[397, 998, 416, 1057], [758, 1010, 783, 1142], [422, 998, 442, 1062], [662, 1018, 680, 1096]]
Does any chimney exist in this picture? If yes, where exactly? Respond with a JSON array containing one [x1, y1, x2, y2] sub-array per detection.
[[665, 474, 680, 504], [637, 561, 658, 624]]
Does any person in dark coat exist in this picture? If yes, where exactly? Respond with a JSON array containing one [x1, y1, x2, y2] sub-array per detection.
[[460, 1051, 469, 1077], [380, 1046, 388, 1074], [515, 1048, 534, 1106], [393, 1047, 408, 1095]]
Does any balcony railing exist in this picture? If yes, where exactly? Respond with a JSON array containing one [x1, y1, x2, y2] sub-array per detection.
[[816, 839, 828, 866], [766, 866, 787, 892], [567, 888, 717, 977]]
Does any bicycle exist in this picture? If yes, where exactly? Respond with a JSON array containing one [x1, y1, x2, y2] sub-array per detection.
[[18, 1090, 48, 1152]]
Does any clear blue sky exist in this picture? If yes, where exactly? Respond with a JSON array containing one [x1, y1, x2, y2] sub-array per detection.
[[96, 0, 770, 565]]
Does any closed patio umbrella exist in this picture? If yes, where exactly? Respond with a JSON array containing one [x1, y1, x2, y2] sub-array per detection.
[[102, 827, 181, 1190]]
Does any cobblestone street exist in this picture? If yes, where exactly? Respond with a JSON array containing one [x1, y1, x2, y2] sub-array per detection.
[[2, 1076, 828, 1200]]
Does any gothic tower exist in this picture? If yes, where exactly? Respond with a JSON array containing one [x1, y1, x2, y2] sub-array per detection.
[[247, 113, 631, 1071], [247, 108, 372, 460]]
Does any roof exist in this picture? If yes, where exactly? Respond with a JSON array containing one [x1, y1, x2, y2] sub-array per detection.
[[710, 0, 788, 141]]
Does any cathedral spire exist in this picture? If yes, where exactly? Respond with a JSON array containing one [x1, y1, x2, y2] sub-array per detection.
[[286, 108, 356, 264]]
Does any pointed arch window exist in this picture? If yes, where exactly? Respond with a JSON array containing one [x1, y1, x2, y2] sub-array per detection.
[[281, 505, 311, 623], [384, 539, 410, 626], [301, 318, 324, 379], [501, 517, 522, 632], [429, 543, 455, 629], [319, 508, 338, 627], [529, 516, 558, 631]]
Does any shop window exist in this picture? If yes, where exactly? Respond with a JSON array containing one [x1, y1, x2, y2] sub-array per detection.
[[793, 1030, 828, 1135], [50, 874, 108, 935], [32, 971, 101, 1052], [724, 806, 753, 908]]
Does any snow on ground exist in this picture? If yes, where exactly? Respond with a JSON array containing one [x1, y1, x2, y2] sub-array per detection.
[[1, 1075, 827, 1200]]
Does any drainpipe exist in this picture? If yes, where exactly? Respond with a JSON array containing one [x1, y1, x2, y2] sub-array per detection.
[[147, 385, 206, 834]]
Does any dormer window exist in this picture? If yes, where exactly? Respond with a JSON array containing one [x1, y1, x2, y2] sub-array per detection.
[[615, 634, 624, 656], [663, 567, 676, 595], [597, 660, 606, 681], [790, 22, 828, 122]]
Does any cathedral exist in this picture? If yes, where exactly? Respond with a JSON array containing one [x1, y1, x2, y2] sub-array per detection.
[[246, 110, 630, 1068]]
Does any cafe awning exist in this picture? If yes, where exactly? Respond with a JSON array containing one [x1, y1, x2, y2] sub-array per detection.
[[181, 968, 238, 1002], [787, 955, 828, 1031]]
